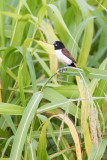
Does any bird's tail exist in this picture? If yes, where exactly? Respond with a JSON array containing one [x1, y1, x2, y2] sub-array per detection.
[[68, 62, 77, 68]]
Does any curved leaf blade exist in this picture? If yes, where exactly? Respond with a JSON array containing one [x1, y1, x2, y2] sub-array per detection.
[[37, 114, 82, 160], [88, 139, 107, 160], [0, 103, 24, 115], [10, 91, 43, 160]]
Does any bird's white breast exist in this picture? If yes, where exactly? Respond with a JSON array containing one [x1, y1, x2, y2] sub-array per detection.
[[55, 49, 72, 65]]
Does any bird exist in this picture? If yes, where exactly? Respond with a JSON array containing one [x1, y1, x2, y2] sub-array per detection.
[[53, 41, 77, 70]]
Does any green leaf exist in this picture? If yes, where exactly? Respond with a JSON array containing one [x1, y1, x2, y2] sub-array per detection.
[[85, 67, 107, 79], [0, 158, 10, 160], [61, 67, 107, 80], [93, 64, 107, 106], [37, 119, 48, 160], [1, 47, 17, 101], [34, 40, 58, 82], [0, 11, 22, 19], [71, 0, 94, 66], [32, 127, 81, 138], [88, 139, 107, 160], [42, 87, 81, 118], [54, 85, 79, 98], [1, 136, 14, 158], [33, 52, 57, 84], [10, 0, 27, 45], [37, 114, 82, 160], [89, 57, 107, 94], [0, 0, 5, 47], [3, 115, 16, 134], [78, 16, 94, 66], [38, 5, 47, 24], [10, 92, 43, 160], [28, 139, 37, 160], [47, 4, 78, 47], [37, 99, 81, 119], [43, 87, 67, 102], [26, 51, 37, 93], [0, 102, 24, 115], [0, 116, 8, 130], [18, 64, 26, 107]]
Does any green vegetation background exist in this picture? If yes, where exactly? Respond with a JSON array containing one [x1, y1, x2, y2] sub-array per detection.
[[0, 0, 107, 160]]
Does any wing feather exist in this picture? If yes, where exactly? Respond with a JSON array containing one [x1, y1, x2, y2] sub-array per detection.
[[62, 48, 76, 64]]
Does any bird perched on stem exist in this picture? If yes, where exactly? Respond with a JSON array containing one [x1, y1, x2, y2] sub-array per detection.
[[53, 41, 77, 70]]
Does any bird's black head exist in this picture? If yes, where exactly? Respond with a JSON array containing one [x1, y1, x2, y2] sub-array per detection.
[[53, 41, 65, 50]]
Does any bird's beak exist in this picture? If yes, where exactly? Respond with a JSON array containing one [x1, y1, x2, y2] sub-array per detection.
[[53, 41, 56, 46]]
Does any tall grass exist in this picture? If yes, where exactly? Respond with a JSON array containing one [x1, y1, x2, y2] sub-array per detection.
[[0, 0, 107, 160]]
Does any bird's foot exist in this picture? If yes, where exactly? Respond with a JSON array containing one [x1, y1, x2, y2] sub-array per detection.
[[59, 66, 67, 72]]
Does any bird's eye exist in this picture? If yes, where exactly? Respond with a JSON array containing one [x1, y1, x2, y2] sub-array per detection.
[[55, 44, 58, 46]]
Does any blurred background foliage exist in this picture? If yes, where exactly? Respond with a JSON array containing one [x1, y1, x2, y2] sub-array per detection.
[[0, 0, 107, 160]]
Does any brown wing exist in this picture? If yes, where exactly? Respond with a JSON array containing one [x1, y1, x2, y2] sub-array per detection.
[[62, 48, 76, 64]]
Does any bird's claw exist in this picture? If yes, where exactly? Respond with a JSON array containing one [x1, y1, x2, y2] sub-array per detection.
[[59, 66, 67, 72]]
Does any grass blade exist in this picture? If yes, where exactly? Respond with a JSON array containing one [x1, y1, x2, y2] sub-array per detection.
[[37, 114, 82, 160], [3, 115, 16, 134], [0, 103, 24, 115], [0, 0, 5, 47], [88, 139, 107, 160], [47, 4, 78, 47], [26, 51, 37, 93], [10, 91, 43, 160], [18, 64, 26, 107], [10, 0, 27, 45]]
